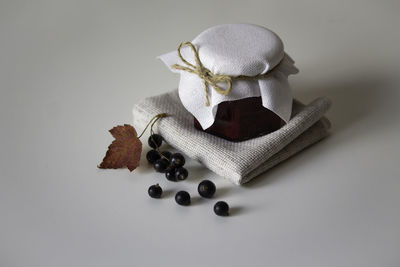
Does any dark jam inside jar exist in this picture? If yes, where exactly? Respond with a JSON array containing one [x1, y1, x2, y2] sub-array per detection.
[[194, 97, 284, 142]]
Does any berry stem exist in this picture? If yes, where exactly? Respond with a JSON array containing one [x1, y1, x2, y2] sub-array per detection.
[[158, 151, 169, 161], [137, 113, 169, 162], [137, 113, 167, 139]]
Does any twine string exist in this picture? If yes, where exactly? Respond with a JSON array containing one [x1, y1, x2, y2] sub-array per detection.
[[171, 42, 232, 106], [171, 41, 279, 107]]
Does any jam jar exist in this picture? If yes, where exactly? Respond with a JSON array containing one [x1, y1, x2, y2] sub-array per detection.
[[194, 97, 284, 142]]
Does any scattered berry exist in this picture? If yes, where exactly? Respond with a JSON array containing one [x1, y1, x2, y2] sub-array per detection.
[[198, 180, 216, 198], [175, 167, 188, 181], [161, 151, 172, 160], [175, 191, 191, 206], [214, 201, 229, 216], [146, 149, 161, 164], [165, 166, 177, 181], [170, 153, 185, 167], [153, 158, 169, 173], [148, 184, 163, 198], [148, 134, 163, 149]]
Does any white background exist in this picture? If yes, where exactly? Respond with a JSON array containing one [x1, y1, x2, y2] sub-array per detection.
[[1, 1, 399, 266]]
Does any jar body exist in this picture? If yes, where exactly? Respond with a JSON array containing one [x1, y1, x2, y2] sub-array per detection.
[[194, 97, 284, 142]]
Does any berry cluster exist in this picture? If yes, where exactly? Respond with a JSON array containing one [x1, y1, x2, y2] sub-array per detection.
[[146, 134, 229, 216], [146, 134, 188, 181]]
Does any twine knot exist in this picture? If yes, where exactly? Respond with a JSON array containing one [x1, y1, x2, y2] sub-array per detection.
[[171, 41, 281, 107], [171, 42, 232, 106]]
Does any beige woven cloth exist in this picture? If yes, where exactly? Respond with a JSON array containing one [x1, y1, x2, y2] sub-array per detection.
[[132, 90, 331, 185]]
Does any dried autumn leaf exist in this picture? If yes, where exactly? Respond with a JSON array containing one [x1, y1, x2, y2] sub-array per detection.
[[98, 124, 142, 172]]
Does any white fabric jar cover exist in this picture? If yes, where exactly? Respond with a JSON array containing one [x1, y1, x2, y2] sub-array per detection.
[[158, 23, 299, 130]]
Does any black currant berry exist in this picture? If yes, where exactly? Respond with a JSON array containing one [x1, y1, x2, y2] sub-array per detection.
[[146, 149, 161, 164], [198, 180, 216, 198], [153, 158, 169, 173], [175, 167, 188, 181], [148, 134, 163, 149], [175, 191, 191, 206], [170, 153, 185, 167], [165, 166, 177, 181], [161, 151, 172, 160], [148, 184, 162, 198], [214, 201, 229, 216]]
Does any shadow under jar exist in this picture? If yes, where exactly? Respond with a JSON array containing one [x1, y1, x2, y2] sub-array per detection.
[[194, 97, 284, 142]]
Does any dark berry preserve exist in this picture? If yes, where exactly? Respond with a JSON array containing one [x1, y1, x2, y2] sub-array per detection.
[[194, 97, 284, 142]]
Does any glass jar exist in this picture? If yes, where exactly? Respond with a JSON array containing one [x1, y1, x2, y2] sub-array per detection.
[[194, 97, 284, 142]]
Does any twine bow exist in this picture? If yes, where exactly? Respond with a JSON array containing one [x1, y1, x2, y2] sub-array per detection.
[[171, 41, 281, 107], [171, 42, 232, 106]]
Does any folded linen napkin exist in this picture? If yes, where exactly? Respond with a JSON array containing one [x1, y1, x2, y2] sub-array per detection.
[[133, 90, 331, 185]]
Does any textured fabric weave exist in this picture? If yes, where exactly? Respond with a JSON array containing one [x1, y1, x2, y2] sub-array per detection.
[[133, 90, 331, 185]]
